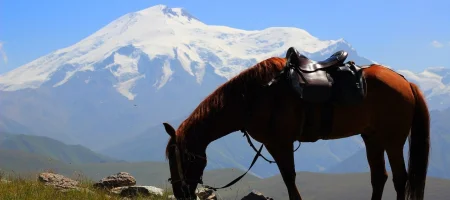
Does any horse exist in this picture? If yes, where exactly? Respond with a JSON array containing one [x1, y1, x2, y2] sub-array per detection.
[[162, 49, 430, 200]]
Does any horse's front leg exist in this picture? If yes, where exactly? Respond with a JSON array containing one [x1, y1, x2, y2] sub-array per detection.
[[264, 140, 302, 200]]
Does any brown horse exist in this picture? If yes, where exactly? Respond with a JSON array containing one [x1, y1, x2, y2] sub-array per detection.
[[163, 54, 430, 200]]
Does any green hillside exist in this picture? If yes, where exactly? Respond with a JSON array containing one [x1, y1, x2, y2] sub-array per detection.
[[0, 149, 78, 176], [0, 132, 121, 165], [0, 114, 34, 135]]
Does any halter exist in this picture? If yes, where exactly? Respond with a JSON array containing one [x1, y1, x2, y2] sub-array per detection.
[[167, 144, 207, 188]]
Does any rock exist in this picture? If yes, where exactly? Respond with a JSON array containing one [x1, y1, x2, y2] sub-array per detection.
[[241, 190, 273, 200], [110, 186, 128, 194], [196, 187, 217, 200], [119, 186, 164, 197], [38, 172, 79, 191], [93, 172, 136, 189]]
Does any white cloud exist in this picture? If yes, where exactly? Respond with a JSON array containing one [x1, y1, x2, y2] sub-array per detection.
[[431, 40, 444, 48], [0, 41, 7, 64]]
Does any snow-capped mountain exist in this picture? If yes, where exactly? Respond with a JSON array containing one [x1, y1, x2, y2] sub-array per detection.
[[0, 4, 448, 176], [0, 4, 373, 146], [0, 5, 357, 93]]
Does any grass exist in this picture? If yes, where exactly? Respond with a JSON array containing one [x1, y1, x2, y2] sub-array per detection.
[[0, 170, 173, 200], [1, 167, 450, 199]]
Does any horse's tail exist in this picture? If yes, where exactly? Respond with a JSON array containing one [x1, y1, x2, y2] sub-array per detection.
[[406, 82, 430, 200]]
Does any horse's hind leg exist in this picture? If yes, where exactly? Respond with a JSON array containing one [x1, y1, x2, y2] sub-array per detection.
[[264, 140, 302, 200], [381, 120, 410, 200], [361, 134, 388, 200], [386, 145, 407, 200]]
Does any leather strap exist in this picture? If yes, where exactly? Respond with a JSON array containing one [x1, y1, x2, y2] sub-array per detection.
[[202, 130, 264, 191]]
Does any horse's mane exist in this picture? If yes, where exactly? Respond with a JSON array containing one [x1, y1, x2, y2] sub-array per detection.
[[165, 57, 286, 158]]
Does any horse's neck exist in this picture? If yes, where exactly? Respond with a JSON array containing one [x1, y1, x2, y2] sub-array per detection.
[[182, 98, 248, 153], [183, 111, 245, 154], [182, 62, 281, 153]]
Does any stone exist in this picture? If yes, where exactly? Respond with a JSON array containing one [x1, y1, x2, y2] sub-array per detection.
[[241, 190, 273, 200], [196, 187, 217, 200], [110, 186, 128, 194], [119, 185, 164, 197], [93, 172, 136, 189], [38, 172, 79, 190]]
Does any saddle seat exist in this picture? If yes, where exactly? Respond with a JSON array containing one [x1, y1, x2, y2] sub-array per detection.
[[297, 50, 349, 72]]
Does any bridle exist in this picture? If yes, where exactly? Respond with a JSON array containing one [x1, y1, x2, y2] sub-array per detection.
[[167, 143, 207, 188]]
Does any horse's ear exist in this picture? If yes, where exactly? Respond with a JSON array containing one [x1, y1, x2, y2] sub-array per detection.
[[163, 122, 176, 138]]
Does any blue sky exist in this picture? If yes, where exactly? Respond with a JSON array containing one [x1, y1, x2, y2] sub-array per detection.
[[0, 0, 449, 74]]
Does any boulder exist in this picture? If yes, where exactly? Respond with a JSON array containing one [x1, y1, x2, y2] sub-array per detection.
[[93, 172, 136, 189], [38, 172, 79, 191], [196, 187, 217, 200], [241, 190, 273, 200], [119, 186, 164, 197]]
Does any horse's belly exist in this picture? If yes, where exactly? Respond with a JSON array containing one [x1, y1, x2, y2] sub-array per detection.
[[297, 103, 370, 142]]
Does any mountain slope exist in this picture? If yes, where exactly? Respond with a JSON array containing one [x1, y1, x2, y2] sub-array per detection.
[[0, 149, 78, 175], [0, 132, 121, 164], [0, 114, 33, 135]]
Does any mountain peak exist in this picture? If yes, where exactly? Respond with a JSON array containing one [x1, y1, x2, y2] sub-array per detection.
[[136, 4, 199, 21], [0, 4, 373, 96]]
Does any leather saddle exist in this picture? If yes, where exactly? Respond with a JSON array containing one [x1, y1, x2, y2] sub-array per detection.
[[295, 49, 349, 72], [284, 47, 366, 105], [264, 47, 368, 141]]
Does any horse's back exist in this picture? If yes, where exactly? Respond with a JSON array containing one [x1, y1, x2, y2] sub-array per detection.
[[326, 64, 416, 139], [362, 64, 414, 103]]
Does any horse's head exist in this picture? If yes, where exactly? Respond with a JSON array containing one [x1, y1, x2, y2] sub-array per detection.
[[163, 122, 207, 199]]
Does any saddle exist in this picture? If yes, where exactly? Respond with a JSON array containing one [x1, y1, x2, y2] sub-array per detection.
[[265, 47, 367, 140], [284, 47, 367, 105]]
